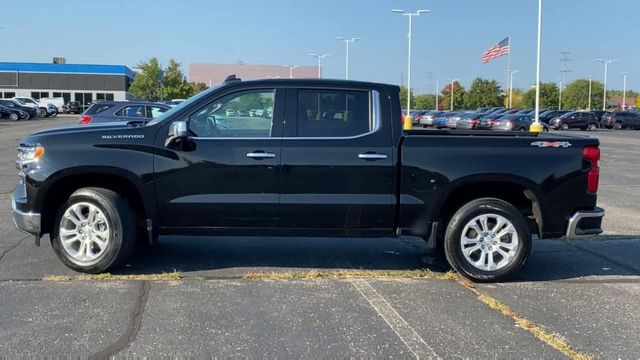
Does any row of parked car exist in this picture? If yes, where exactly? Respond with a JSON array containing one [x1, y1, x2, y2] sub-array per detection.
[[0, 97, 61, 121], [409, 107, 640, 131]]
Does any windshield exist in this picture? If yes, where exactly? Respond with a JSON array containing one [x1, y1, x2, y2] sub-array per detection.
[[146, 84, 223, 126]]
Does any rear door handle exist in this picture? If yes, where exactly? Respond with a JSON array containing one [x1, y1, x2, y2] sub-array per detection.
[[358, 153, 388, 160], [246, 151, 276, 159]]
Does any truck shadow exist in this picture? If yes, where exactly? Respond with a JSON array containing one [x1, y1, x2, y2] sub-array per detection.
[[122, 235, 640, 281]]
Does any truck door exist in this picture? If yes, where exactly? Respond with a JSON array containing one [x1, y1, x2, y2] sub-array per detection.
[[278, 87, 396, 235], [153, 87, 284, 229]]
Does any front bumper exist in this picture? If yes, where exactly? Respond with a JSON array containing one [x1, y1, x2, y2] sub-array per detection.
[[12, 198, 41, 237], [566, 207, 604, 239]]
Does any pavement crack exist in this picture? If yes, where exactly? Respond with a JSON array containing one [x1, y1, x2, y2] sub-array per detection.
[[0, 235, 29, 263], [88, 281, 150, 359]]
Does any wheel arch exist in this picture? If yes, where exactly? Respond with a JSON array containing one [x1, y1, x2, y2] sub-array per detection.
[[37, 167, 151, 236]]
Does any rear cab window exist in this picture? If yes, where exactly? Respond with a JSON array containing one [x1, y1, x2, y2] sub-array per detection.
[[295, 89, 372, 137], [85, 104, 114, 115]]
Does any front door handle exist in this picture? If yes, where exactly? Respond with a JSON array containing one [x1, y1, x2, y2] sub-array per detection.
[[246, 151, 276, 159], [358, 153, 388, 160]]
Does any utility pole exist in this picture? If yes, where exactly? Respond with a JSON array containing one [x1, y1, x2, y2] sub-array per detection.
[[531, 0, 544, 132], [335, 37, 359, 80], [435, 80, 439, 111], [560, 51, 572, 86], [588, 76, 592, 110], [622, 72, 628, 110], [508, 69, 520, 108], [308, 53, 330, 78], [558, 80, 562, 110]]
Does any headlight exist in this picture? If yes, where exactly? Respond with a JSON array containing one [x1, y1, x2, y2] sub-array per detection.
[[17, 144, 45, 163]]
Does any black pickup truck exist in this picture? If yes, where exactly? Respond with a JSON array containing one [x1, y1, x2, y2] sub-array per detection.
[[12, 77, 604, 281]]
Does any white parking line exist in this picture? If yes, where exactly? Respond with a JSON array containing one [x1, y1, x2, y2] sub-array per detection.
[[350, 279, 437, 359]]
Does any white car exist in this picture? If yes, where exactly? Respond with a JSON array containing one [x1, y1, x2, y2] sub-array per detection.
[[39, 97, 65, 112], [13, 97, 56, 117]]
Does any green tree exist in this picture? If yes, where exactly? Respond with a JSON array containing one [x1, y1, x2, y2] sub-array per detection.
[[522, 82, 559, 109], [414, 94, 436, 109], [463, 78, 504, 109], [563, 79, 604, 110], [129, 57, 163, 101], [399, 86, 415, 110], [162, 59, 194, 100], [441, 81, 466, 110]]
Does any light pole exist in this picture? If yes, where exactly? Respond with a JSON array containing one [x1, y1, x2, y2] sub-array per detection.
[[531, 0, 544, 132], [283, 65, 299, 79], [435, 80, 439, 111], [596, 58, 617, 110], [558, 80, 562, 110], [335, 37, 359, 80], [622, 72, 628, 110], [588, 76, 592, 110], [450, 79, 459, 111], [392, 8, 430, 115], [508, 69, 520, 108], [308, 53, 330, 78]]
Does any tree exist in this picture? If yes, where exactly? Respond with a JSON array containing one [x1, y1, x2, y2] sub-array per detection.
[[463, 78, 504, 109], [522, 82, 559, 109], [399, 86, 415, 110], [440, 81, 466, 110], [562, 79, 604, 110], [129, 58, 163, 101], [507, 89, 525, 109], [162, 59, 194, 100], [414, 94, 436, 109], [192, 82, 208, 94]]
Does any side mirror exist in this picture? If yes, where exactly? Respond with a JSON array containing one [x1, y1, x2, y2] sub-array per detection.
[[165, 121, 188, 147]]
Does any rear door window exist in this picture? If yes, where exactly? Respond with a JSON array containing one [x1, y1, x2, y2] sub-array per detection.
[[85, 104, 114, 115], [115, 105, 146, 118], [147, 106, 168, 119], [295, 89, 371, 137]]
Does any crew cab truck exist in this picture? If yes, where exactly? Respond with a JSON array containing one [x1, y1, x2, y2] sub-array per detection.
[[12, 77, 604, 282]]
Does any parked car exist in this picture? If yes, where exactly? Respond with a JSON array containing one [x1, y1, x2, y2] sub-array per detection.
[[39, 97, 65, 112], [411, 110, 429, 125], [418, 110, 444, 127], [538, 110, 570, 124], [456, 113, 484, 129], [78, 101, 171, 124], [446, 112, 467, 129], [591, 110, 607, 125], [600, 112, 640, 130], [491, 114, 547, 132], [549, 111, 599, 131], [13, 97, 58, 117], [0, 104, 29, 121], [434, 112, 458, 128], [476, 112, 507, 130], [514, 108, 534, 115], [0, 99, 39, 119], [12, 77, 604, 282], [65, 101, 84, 114]]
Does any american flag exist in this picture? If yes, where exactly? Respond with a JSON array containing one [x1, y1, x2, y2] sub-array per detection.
[[482, 37, 510, 63]]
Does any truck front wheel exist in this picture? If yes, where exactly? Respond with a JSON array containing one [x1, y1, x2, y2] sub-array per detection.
[[444, 198, 531, 282], [51, 187, 136, 273]]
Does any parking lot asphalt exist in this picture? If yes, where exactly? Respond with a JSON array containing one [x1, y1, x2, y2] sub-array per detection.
[[1, 115, 639, 358]]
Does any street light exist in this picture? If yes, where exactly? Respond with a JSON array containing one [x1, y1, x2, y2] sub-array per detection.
[[335, 37, 359, 80], [558, 80, 563, 110], [392, 8, 430, 116], [622, 72, 628, 110], [308, 53, 330, 78], [531, 0, 544, 132], [450, 79, 459, 111], [596, 58, 617, 111], [508, 69, 520, 108], [283, 65, 299, 79], [435, 80, 439, 111], [587, 76, 592, 110]]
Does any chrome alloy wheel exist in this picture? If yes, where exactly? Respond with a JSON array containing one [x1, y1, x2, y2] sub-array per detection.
[[59, 202, 111, 265], [460, 214, 519, 271]]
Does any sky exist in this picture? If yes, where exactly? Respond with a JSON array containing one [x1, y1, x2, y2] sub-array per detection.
[[1, 0, 637, 93]]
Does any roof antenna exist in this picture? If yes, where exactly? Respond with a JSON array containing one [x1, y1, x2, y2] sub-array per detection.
[[224, 74, 241, 84]]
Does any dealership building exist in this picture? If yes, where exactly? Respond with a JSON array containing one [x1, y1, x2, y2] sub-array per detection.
[[189, 63, 319, 85], [0, 60, 136, 105]]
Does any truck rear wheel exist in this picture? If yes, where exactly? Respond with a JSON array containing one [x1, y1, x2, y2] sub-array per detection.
[[444, 198, 531, 282], [51, 187, 136, 273]]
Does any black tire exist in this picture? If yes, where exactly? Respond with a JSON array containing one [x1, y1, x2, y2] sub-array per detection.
[[613, 122, 623, 130], [587, 123, 597, 131], [9, 113, 19, 121], [39, 108, 48, 117], [24, 112, 31, 120], [561, 122, 569, 131], [51, 187, 136, 273], [444, 198, 532, 282]]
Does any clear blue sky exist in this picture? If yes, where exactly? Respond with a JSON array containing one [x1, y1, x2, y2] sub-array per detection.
[[1, 0, 637, 93]]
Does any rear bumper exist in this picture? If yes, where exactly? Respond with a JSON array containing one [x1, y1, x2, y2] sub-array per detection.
[[12, 198, 41, 236], [566, 207, 604, 239]]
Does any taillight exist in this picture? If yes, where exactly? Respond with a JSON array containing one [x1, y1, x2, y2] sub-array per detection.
[[583, 146, 600, 193], [470, 119, 478, 126], [79, 115, 92, 124]]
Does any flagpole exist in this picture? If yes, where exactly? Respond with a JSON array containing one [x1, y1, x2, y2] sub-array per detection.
[[506, 35, 511, 108]]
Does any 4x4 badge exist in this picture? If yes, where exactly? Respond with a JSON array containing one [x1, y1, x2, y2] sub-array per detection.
[[531, 141, 572, 148]]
